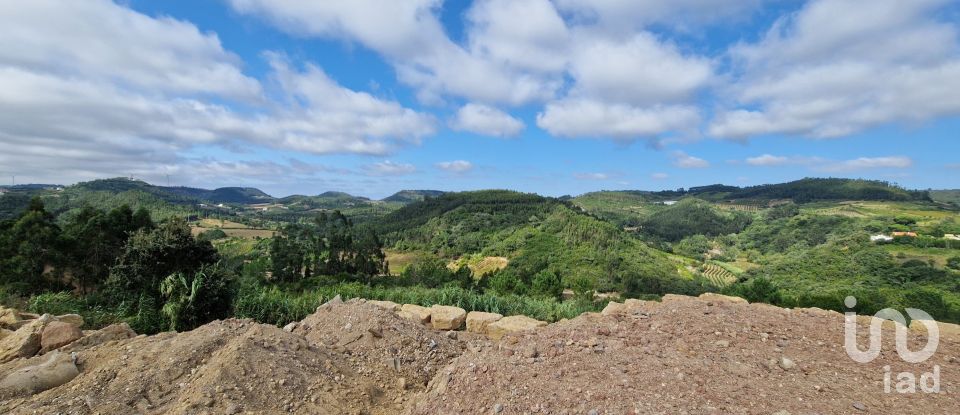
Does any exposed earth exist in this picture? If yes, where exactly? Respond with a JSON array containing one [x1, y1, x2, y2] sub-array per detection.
[[1, 295, 958, 414]]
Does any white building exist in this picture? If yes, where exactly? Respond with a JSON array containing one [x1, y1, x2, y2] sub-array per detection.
[[870, 234, 894, 242]]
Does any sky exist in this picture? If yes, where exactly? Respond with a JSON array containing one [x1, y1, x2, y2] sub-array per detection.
[[0, 0, 958, 198]]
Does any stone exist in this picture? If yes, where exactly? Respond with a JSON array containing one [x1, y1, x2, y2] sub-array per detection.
[[698, 293, 748, 304], [398, 304, 431, 325], [282, 322, 298, 332], [0, 351, 79, 398], [0, 307, 22, 330], [368, 300, 401, 312], [430, 305, 467, 330], [0, 329, 12, 341], [0, 315, 52, 363], [778, 356, 796, 371], [62, 322, 136, 352], [40, 321, 83, 354], [466, 312, 503, 335], [486, 315, 547, 340], [601, 302, 626, 316], [852, 402, 866, 411], [54, 314, 84, 328]]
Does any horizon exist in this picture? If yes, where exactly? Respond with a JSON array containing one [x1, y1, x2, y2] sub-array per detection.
[[1, 1, 959, 197]]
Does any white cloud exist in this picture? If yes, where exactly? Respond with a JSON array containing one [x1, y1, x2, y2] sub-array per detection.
[[574, 172, 610, 180], [466, 0, 570, 73], [651, 172, 670, 180], [436, 160, 475, 173], [537, 100, 699, 140], [745, 154, 790, 166], [671, 151, 710, 168], [817, 156, 913, 172], [710, 0, 960, 139], [366, 161, 417, 176], [0, 0, 436, 185], [450, 103, 524, 137]]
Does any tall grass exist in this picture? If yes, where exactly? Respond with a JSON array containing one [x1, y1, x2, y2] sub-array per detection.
[[233, 282, 603, 327]]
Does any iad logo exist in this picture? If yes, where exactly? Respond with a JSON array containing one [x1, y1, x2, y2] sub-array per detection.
[[843, 296, 941, 394]]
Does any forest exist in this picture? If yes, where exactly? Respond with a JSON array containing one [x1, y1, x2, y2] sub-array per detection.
[[0, 177, 958, 336]]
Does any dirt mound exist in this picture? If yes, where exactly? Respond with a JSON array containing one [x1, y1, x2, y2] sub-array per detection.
[[409, 296, 960, 414], [1, 296, 958, 414]]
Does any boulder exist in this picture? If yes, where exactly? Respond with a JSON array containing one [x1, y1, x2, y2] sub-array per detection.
[[368, 300, 401, 312], [62, 323, 136, 352], [601, 302, 626, 316], [0, 307, 22, 330], [0, 315, 52, 363], [486, 315, 547, 340], [40, 321, 83, 354], [698, 293, 748, 304], [430, 305, 467, 330], [54, 314, 84, 328], [398, 304, 431, 324], [0, 351, 80, 398], [466, 312, 503, 335]]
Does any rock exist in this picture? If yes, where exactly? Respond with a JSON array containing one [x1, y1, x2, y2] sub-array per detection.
[[430, 305, 467, 330], [317, 295, 343, 311], [486, 315, 547, 340], [445, 331, 458, 340], [40, 321, 83, 354], [0, 351, 79, 398], [397, 377, 408, 390], [466, 312, 503, 335], [493, 403, 504, 413], [601, 301, 626, 316], [0, 329, 12, 341], [62, 323, 136, 352], [698, 293, 748, 304], [0, 315, 52, 363], [715, 340, 730, 348], [852, 402, 866, 411], [282, 322, 298, 332], [368, 300, 401, 312], [398, 304, 432, 325], [0, 307, 22, 330], [779, 356, 796, 371], [623, 299, 648, 308], [54, 314, 84, 328]]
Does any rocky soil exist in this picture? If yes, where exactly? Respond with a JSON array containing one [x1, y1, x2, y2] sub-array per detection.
[[1, 295, 958, 414]]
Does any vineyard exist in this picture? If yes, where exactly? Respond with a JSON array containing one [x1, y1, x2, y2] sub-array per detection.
[[700, 262, 738, 287]]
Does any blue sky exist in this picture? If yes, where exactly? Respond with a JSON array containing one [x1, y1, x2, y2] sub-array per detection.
[[0, 0, 958, 198]]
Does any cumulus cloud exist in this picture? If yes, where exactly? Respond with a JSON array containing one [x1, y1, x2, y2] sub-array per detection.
[[0, 0, 435, 185], [651, 172, 670, 180], [817, 156, 913, 172], [745, 154, 790, 166], [710, 0, 960, 139], [574, 172, 611, 180], [537, 100, 700, 140], [449, 103, 524, 137], [555, 0, 765, 32], [671, 151, 710, 168], [366, 161, 417, 176], [436, 160, 475, 173]]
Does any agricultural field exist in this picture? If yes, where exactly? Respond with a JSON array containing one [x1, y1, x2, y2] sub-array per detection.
[[881, 245, 959, 268], [384, 249, 422, 274], [700, 262, 738, 288]]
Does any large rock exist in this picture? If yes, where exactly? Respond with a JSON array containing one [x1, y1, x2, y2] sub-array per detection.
[[368, 300, 401, 312], [486, 315, 547, 340], [398, 304, 432, 324], [0, 307, 22, 330], [601, 301, 627, 316], [430, 305, 467, 330], [40, 321, 83, 354], [0, 351, 79, 398], [698, 293, 748, 304], [0, 315, 52, 363], [54, 314, 84, 328], [62, 323, 136, 352], [465, 312, 502, 334]]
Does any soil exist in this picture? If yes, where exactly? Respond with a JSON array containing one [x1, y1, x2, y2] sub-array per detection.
[[1, 296, 958, 414]]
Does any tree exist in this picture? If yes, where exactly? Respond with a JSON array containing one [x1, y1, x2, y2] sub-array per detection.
[[107, 218, 218, 302], [0, 198, 62, 292], [947, 256, 960, 271], [531, 269, 563, 299], [160, 263, 235, 331]]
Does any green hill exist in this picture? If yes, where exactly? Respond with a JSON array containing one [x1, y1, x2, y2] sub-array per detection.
[[382, 190, 446, 204]]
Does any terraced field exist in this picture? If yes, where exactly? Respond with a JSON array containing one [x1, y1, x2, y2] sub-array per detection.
[[701, 263, 737, 287]]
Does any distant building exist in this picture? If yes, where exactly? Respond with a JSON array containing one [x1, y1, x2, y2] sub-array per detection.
[[870, 234, 893, 242], [0, 188, 7, 195], [892, 231, 918, 238], [945, 234, 960, 241], [662, 200, 678, 206]]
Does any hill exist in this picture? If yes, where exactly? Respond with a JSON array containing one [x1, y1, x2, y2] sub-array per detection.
[[166, 186, 273, 204], [374, 190, 702, 295], [382, 190, 446, 203], [931, 189, 960, 205]]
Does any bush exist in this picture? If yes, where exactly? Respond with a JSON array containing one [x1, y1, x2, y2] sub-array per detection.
[[160, 263, 235, 331]]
